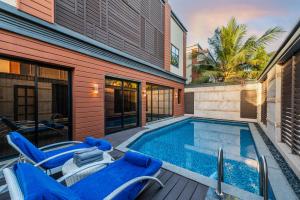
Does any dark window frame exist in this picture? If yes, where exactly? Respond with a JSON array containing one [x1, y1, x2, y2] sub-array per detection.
[[171, 44, 179, 67], [178, 89, 182, 104], [0, 56, 73, 159]]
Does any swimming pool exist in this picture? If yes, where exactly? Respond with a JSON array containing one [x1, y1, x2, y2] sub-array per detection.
[[128, 118, 269, 196]]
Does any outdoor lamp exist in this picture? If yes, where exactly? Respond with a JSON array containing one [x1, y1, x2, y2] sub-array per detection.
[[93, 84, 99, 94]]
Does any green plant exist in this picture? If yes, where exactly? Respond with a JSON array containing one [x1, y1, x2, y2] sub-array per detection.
[[202, 17, 283, 82]]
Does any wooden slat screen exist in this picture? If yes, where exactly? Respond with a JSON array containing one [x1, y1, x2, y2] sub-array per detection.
[[281, 53, 300, 155], [261, 80, 267, 124], [281, 59, 293, 148]]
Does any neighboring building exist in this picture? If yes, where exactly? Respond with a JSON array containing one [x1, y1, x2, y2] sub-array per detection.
[[257, 20, 300, 178], [0, 0, 187, 158], [186, 43, 215, 84]]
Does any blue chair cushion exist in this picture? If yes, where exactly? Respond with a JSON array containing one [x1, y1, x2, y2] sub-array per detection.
[[14, 163, 80, 200], [9, 132, 47, 164], [9, 132, 113, 169], [70, 152, 162, 200], [84, 137, 112, 151]]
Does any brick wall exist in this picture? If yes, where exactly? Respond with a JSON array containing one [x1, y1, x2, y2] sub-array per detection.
[[163, 1, 171, 71], [0, 30, 184, 140]]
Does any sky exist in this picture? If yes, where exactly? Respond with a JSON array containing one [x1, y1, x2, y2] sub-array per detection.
[[169, 0, 300, 52]]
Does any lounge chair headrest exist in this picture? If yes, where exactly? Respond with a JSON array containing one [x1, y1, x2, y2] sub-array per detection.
[[124, 151, 151, 168], [14, 163, 80, 200]]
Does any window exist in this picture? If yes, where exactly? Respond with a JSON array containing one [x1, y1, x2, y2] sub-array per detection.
[[146, 83, 173, 122], [171, 44, 179, 67], [178, 89, 182, 104]]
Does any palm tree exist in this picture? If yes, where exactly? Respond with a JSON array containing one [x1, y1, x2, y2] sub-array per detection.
[[201, 17, 283, 82]]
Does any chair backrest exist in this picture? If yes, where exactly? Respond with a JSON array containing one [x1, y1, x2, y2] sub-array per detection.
[[3, 168, 24, 200], [7, 132, 46, 165], [0, 117, 19, 130], [4, 163, 80, 200]]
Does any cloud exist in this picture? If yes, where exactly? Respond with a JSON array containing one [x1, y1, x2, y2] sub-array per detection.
[[169, 0, 299, 51]]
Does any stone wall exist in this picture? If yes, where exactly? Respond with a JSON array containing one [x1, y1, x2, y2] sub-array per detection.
[[184, 83, 258, 122]]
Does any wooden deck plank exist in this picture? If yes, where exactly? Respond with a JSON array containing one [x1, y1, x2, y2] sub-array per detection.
[[164, 176, 189, 200], [151, 174, 181, 200], [177, 180, 198, 200], [137, 170, 173, 200], [190, 184, 209, 200]]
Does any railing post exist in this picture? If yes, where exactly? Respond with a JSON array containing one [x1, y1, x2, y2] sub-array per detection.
[[215, 147, 224, 197]]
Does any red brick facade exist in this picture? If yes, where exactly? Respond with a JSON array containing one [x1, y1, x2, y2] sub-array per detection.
[[163, 1, 171, 71], [17, 0, 54, 23], [0, 30, 185, 140]]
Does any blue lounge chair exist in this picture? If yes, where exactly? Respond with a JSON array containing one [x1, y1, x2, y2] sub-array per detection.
[[3, 151, 164, 200], [4, 131, 113, 172]]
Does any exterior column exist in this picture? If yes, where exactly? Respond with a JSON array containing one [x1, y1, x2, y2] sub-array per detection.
[[163, 0, 171, 71]]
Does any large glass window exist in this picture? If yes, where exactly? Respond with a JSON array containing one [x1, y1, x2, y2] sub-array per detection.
[[146, 83, 173, 122], [0, 58, 71, 158], [105, 77, 139, 134], [171, 44, 179, 67]]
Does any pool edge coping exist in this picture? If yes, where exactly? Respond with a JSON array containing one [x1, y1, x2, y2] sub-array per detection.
[[116, 116, 263, 200], [249, 123, 298, 200]]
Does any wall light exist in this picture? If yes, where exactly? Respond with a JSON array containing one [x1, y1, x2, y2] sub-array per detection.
[[142, 89, 147, 97], [93, 84, 99, 94]]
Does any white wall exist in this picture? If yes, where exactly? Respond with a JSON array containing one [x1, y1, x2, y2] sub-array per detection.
[[170, 18, 184, 77], [0, 0, 17, 7], [185, 83, 258, 122], [186, 48, 192, 84]]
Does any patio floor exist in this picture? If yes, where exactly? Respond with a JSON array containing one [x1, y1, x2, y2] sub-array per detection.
[[0, 127, 237, 200]]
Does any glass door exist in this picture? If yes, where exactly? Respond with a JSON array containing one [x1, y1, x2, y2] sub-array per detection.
[[105, 77, 139, 134], [0, 58, 72, 158], [146, 83, 173, 122]]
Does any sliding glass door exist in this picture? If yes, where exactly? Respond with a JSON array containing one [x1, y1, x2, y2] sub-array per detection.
[[105, 77, 139, 134], [146, 83, 173, 122], [0, 58, 72, 158]]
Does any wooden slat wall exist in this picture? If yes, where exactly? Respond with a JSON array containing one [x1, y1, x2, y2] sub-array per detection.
[[261, 80, 267, 124], [281, 53, 300, 155], [281, 59, 293, 148], [55, 0, 164, 68], [18, 0, 54, 23]]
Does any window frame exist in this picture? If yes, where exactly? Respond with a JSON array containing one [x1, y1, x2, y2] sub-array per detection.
[[171, 44, 180, 68], [178, 89, 182, 104]]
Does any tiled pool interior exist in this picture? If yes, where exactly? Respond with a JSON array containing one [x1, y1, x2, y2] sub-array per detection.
[[129, 118, 274, 197]]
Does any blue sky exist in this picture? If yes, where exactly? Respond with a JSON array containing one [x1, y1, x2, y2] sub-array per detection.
[[169, 0, 300, 52]]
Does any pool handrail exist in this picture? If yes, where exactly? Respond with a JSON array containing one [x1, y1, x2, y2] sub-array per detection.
[[258, 155, 268, 200], [215, 147, 224, 197]]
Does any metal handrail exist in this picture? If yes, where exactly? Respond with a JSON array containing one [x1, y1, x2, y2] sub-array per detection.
[[215, 147, 224, 197], [258, 155, 268, 200]]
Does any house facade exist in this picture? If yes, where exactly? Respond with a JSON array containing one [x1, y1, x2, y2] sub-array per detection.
[[186, 43, 215, 84], [0, 0, 187, 158]]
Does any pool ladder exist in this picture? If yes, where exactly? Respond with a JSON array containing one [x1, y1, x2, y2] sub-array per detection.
[[215, 148, 269, 200]]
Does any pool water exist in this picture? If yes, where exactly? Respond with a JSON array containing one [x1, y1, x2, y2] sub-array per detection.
[[129, 118, 271, 196]]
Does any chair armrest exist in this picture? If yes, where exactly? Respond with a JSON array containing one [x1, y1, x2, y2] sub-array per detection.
[[104, 176, 164, 200], [34, 148, 87, 168], [56, 161, 113, 183], [39, 141, 83, 150], [0, 158, 19, 178]]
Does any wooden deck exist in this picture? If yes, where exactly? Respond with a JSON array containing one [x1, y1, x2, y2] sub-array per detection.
[[0, 127, 236, 200]]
